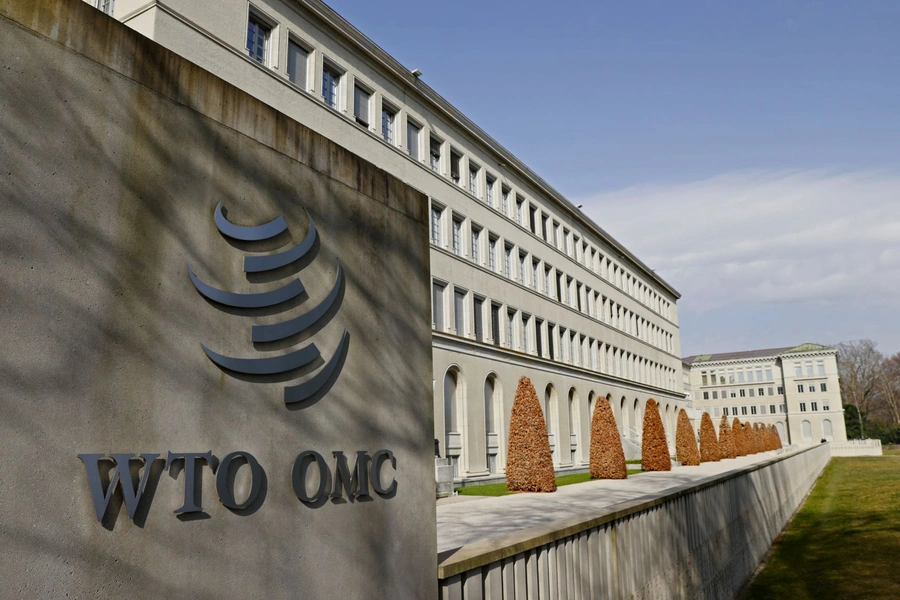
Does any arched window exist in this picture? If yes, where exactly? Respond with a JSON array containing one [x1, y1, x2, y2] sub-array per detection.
[[568, 388, 580, 466], [823, 419, 833, 440], [484, 374, 502, 474], [444, 369, 459, 434], [633, 398, 642, 435], [588, 391, 597, 422], [545, 384, 559, 464], [620, 396, 628, 435], [801, 420, 812, 441]]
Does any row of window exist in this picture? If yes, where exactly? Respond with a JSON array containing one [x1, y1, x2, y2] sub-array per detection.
[[431, 205, 675, 354], [701, 366, 776, 386], [793, 360, 827, 378], [703, 386, 785, 400], [242, 8, 674, 325], [797, 383, 827, 393], [798, 401, 830, 412], [701, 404, 788, 418], [432, 281, 677, 392]]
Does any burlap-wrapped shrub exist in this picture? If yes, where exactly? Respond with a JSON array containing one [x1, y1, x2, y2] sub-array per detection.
[[774, 425, 784, 450], [699, 412, 720, 462], [752, 423, 762, 453], [641, 398, 671, 471], [745, 421, 755, 454], [589, 397, 627, 479], [506, 377, 556, 493], [675, 409, 700, 466], [732, 418, 747, 456], [719, 415, 736, 459]]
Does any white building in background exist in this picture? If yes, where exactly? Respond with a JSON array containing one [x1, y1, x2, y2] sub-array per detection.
[[89, 0, 686, 481], [683, 343, 847, 445]]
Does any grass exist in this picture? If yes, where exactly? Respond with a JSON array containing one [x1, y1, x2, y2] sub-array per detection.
[[743, 456, 900, 600], [883, 444, 900, 456], [455, 469, 643, 497]]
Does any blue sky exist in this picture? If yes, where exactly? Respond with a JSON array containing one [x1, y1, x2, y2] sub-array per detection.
[[328, 0, 900, 356]]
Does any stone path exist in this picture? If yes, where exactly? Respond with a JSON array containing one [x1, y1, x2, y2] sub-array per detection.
[[437, 452, 785, 553]]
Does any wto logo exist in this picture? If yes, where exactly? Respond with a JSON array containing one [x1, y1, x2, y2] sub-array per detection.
[[188, 202, 347, 404]]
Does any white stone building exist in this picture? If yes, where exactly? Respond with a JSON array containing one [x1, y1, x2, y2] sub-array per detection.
[[86, 0, 686, 481], [683, 343, 848, 446]]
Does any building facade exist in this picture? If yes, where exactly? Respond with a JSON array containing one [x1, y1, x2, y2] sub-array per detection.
[[683, 344, 848, 446], [89, 0, 686, 481]]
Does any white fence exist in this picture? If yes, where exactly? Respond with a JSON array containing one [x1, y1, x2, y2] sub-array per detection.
[[829, 439, 883, 456], [438, 444, 831, 600]]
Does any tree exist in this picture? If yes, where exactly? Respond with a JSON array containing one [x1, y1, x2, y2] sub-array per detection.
[[641, 399, 670, 471], [589, 397, 627, 479], [878, 353, 900, 425], [836, 340, 885, 439], [506, 377, 556, 492], [719, 415, 736, 459], [675, 409, 700, 466], [699, 412, 720, 462]]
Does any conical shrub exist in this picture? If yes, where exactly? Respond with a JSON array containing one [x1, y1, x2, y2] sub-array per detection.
[[719, 415, 736, 459], [752, 423, 762, 453], [589, 397, 627, 479], [506, 377, 556, 492], [675, 409, 700, 466], [732, 418, 747, 456], [641, 398, 670, 471], [744, 421, 754, 454], [699, 413, 720, 462]]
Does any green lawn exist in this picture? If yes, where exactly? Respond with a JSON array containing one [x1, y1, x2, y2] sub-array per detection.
[[883, 444, 900, 456], [455, 469, 642, 497], [743, 456, 900, 600]]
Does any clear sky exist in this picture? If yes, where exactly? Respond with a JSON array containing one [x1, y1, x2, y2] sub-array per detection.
[[327, 0, 900, 357]]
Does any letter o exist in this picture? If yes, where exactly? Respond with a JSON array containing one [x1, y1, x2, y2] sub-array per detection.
[[215, 451, 263, 510], [292, 450, 329, 503]]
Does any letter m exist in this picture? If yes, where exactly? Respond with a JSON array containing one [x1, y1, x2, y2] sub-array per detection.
[[78, 454, 160, 522]]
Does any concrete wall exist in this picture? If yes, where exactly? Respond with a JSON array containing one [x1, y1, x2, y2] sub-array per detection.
[[830, 440, 883, 456], [0, 1, 436, 598], [437, 444, 830, 600]]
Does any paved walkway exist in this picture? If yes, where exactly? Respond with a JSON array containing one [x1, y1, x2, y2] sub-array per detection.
[[437, 452, 784, 553]]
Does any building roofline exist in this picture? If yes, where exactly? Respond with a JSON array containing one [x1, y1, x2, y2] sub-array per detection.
[[683, 343, 835, 365], [295, 0, 680, 300]]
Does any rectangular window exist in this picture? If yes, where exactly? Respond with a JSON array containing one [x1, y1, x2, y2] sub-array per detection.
[[548, 323, 556, 360], [780, 404, 787, 413], [740, 389, 746, 398], [430, 206, 442, 246], [501, 188, 509, 216], [506, 310, 515, 349], [821, 382, 827, 392], [504, 244, 512, 279], [812, 402, 818, 411], [756, 368, 763, 382], [449, 151, 462, 185], [451, 217, 462, 255], [470, 227, 481, 263], [806, 361, 814, 377], [246, 14, 271, 65], [431, 282, 445, 330], [322, 63, 342, 108], [703, 391, 709, 400], [473, 297, 484, 342], [453, 289, 465, 335], [770, 404, 776, 414], [808, 384, 816, 393], [516, 196, 524, 225], [741, 406, 748, 416], [98, 0, 115, 15], [488, 236, 497, 271], [287, 41, 309, 87], [749, 388, 755, 397], [800, 402, 807, 412], [406, 121, 420, 159], [353, 85, 370, 126], [518, 253, 526, 285], [712, 391, 718, 400], [521, 314, 529, 352], [723, 407, 729, 416], [381, 104, 395, 144], [429, 137, 442, 172], [751, 406, 757, 415], [738, 371, 745, 383], [535, 319, 544, 357], [544, 267, 551, 296], [797, 384, 804, 393], [490, 304, 500, 346], [823, 403, 830, 411], [758, 388, 765, 397], [485, 176, 494, 205], [766, 368, 773, 380], [532, 260, 539, 290], [817, 361, 825, 376], [701, 373, 708, 386], [777, 386, 784, 395], [794, 364, 802, 378], [529, 206, 538, 234], [469, 165, 480, 196]]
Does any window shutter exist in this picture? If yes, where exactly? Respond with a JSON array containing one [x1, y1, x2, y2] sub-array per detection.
[[454, 291, 465, 335], [287, 42, 308, 87], [353, 86, 369, 124]]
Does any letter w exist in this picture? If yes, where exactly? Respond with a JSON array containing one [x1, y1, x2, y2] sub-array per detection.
[[78, 454, 160, 522]]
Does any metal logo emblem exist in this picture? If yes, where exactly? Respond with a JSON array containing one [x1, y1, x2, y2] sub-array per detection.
[[189, 202, 347, 403]]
